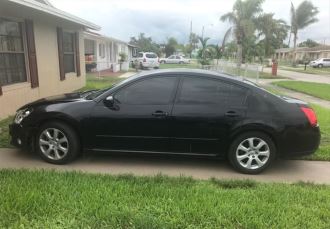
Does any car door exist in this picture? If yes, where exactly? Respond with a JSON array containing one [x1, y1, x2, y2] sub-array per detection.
[[175, 56, 181, 64], [88, 76, 179, 152], [167, 55, 175, 64], [171, 75, 248, 155], [324, 59, 330, 67]]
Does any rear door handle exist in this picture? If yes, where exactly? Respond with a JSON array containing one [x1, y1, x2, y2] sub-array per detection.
[[152, 111, 168, 117], [225, 111, 239, 117]]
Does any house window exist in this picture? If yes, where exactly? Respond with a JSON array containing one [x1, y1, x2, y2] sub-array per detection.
[[63, 32, 75, 73], [99, 43, 105, 58], [0, 18, 27, 86]]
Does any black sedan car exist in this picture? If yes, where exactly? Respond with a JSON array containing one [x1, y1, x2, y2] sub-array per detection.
[[9, 69, 320, 174]]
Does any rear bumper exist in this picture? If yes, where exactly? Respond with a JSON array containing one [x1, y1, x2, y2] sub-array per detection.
[[142, 62, 160, 68], [278, 126, 320, 157]]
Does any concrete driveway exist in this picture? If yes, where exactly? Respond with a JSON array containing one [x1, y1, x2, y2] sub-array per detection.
[[263, 68, 330, 84], [1, 148, 330, 184]]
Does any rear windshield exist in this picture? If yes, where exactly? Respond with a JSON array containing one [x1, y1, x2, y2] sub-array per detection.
[[137, 53, 143, 57], [146, 53, 158, 58]]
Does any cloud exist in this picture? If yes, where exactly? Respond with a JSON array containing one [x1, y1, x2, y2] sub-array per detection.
[[51, 0, 330, 45]]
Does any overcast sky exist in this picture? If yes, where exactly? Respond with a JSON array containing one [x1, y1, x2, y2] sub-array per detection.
[[51, 0, 330, 45]]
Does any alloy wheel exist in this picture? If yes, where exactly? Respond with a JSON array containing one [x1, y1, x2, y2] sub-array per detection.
[[235, 137, 270, 170], [39, 128, 69, 160]]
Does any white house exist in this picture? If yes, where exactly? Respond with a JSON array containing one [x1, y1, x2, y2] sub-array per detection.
[[0, 0, 100, 119], [84, 32, 135, 72]]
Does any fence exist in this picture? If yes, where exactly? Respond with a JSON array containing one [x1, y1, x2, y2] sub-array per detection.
[[201, 60, 262, 83], [86, 59, 263, 83]]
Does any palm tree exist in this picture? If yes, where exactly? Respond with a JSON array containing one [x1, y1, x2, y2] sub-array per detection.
[[220, 0, 264, 67], [214, 27, 232, 64], [198, 36, 212, 65], [198, 36, 210, 58], [290, 1, 319, 64], [256, 13, 289, 57]]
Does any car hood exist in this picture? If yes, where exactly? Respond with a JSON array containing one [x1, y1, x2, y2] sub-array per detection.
[[19, 92, 89, 110]]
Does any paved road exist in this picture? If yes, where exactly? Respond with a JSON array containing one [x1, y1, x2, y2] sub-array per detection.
[[1, 148, 330, 184], [263, 68, 330, 83]]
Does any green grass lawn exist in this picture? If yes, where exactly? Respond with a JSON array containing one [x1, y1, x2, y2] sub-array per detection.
[[79, 73, 125, 91], [273, 81, 330, 101], [280, 65, 330, 75], [306, 105, 330, 161], [0, 169, 329, 228], [0, 116, 13, 148]]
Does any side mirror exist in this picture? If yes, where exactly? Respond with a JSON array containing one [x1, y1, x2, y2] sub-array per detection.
[[104, 95, 114, 107]]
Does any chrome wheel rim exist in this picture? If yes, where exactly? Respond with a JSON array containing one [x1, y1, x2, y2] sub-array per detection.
[[39, 128, 69, 160], [236, 137, 270, 170]]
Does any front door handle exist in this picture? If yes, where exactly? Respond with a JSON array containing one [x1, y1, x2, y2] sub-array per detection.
[[152, 111, 168, 117], [225, 111, 239, 117]]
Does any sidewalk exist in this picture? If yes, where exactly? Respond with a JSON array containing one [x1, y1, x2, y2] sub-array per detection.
[[263, 68, 330, 84], [1, 148, 330, 184]]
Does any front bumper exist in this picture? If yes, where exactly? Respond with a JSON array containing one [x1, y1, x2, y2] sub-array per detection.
[[9, 123, 36, 150]]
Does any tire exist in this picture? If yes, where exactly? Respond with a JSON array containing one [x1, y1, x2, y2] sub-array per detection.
[[140, 63, 144, 70], [228, 131, 276, 174], [318, 64, 323, 68], [179, 61, 183, 64], [36, 121, 80, 164]]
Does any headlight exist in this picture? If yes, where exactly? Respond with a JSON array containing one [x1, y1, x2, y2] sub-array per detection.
[[14, 108, 33, 124]]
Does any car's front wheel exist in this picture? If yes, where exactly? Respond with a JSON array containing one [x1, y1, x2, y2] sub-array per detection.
[[318, 64, 323, 68], [228, 132, 276, 174], [36, 122, 80, 164]]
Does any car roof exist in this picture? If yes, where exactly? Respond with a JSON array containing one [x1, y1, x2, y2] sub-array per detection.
[[94, 69, 266, 102], [121, 69, 257, 89]]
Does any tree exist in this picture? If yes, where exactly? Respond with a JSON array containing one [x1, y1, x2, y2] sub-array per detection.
[[189, 33, 199, 50], [164, 37, 178, 57], [298, 39, 320, 48], [198, 36, 213, 65], [213, 27, 232, 64], [220, 0, 264, 67], [290, 1, 319, 64], [256, 13, 289, 57], [129, 33, 160, 55]]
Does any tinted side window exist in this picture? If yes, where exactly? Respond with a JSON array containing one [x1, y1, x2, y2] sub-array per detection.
[[178, 77, 247, 105], [115, 77, 177, 105]]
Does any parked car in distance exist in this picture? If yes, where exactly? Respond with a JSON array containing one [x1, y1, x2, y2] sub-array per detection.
[[160, 55, 190, 64], [132, 52, 160, 69], [9, 69, 320, 174], [309, 58, 330, 68]]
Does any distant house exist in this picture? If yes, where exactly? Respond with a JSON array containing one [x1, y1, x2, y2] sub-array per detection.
[[0, 0, 100, 119], [84, 32, 137, 72], [275, 45, 330, 61]]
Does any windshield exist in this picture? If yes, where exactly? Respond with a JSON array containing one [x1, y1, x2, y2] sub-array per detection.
[[84, 87, 113, 100]]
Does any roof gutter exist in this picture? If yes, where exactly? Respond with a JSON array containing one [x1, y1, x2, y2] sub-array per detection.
[[8, 0, 101, 30]]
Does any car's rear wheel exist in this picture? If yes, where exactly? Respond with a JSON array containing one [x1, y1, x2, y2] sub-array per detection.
[[228, 132, 276, 174], [318, 64, 323, 68], [36, 122, 79, 164]]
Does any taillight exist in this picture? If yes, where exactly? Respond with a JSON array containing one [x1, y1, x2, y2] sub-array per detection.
[[143, 58, 146, 62], [300, 107, 318, 127]]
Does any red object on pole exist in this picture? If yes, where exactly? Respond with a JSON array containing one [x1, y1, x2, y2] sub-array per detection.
[[272, 59, 278, 76]]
